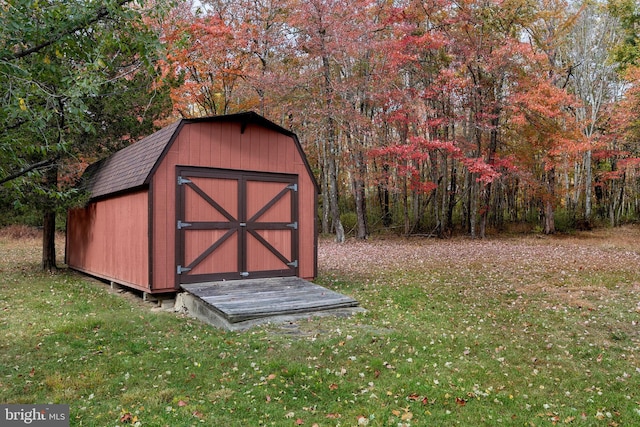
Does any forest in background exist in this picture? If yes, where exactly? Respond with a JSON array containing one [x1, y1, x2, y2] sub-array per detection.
[[2, 0, 640, 268], [158, 0, 640, 241]]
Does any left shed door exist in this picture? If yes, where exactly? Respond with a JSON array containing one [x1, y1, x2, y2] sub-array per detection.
[[176, 167, 299, 284]]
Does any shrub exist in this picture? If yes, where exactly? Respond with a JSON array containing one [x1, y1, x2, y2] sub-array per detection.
[[340, 211, 358, 236]]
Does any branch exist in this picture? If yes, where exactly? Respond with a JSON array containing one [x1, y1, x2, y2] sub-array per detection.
[[0, 157, 58, 186], [0, 118, 28, 135], [1, 0, 133, 62], [561, 62, 579, 89]]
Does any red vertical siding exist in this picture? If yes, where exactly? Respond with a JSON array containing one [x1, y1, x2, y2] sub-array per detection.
[[67, 191, 150, 290], [151, 121, 317, 291]]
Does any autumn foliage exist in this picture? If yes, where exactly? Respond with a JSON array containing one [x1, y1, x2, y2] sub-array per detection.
[[158, 0, 640, 238]]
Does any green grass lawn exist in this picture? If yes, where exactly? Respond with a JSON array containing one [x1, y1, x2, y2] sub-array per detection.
[[1, 228, 639, 426]]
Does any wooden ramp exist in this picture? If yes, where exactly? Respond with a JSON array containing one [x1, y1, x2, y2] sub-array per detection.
[[179, 277, 362, 330]]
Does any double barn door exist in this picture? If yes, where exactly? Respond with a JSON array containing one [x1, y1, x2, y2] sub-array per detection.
[[176, 167, 299, 284]]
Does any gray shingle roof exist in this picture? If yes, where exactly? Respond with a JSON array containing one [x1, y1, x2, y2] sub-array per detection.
[[82, 120, 182, 199], [80, 112, 317, 201]]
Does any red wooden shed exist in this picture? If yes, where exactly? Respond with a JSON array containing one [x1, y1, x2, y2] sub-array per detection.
[[66, 112, 318, 295]]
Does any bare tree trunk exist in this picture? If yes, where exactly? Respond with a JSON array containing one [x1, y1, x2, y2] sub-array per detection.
[[403, 172, 410, 236], [379, 166, 392, 227], [446, 163, 456, 237], [610, 171, 625, 227], [320, 156, 330, 234], [616, 184, 625, 226], [469, 177, 478, 238], [563, 162, 572, 214], [543, 168, 556, 234], [480, 113, 499, 238], [42, 164, 58, 271], [437, 155, 447, 238], [327, 151, 344, 242], [543, 199, 555, 234], [479, 184, 489, 238], [584, 149, 592, 220], [352, 150, 368, 239], [320, 51, 344, 242], [573, 161, 582, 210]]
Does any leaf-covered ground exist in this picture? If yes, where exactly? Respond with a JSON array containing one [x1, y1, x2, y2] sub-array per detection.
[[320, 229, 640, 279], [1, 226, 639, 426], [315, 228, 640, 425], [319, 229, 640, 311]]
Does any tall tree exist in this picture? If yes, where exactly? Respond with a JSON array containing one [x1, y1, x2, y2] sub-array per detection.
[[450, 0, 534, 237], [291, 0, 384, 242], [563, 1, 623, 221], [524, 0, 581, 233], [0, 0, 168, 270], [370, 0, 457, 237]]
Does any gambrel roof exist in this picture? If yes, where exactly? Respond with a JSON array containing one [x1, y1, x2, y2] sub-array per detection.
[[81, 112, 314, 200]]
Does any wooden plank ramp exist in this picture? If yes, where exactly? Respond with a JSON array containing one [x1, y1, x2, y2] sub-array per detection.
[[179, 277, 363, 330]]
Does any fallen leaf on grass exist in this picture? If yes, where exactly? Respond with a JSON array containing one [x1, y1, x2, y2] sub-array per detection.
[[407, 393, 430, 405], [329, 383, 338, 390], [295, 418, 304, 425], [401, 411, 413, 421], [456, 397, 467, 406], [119, 411, 138, 424], [178, 400, 188, 407], [325, 413, 341, 419]]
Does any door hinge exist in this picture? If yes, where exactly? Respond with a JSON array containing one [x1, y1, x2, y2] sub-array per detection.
[[286, 222, 298, 230], [177, 176, 192, 185], [287, 260, 298, 268], [240, 272, 250, 277], [177, 265, 191, 275], [287, 183, 298, 192], [177, 220, 192, 230]]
